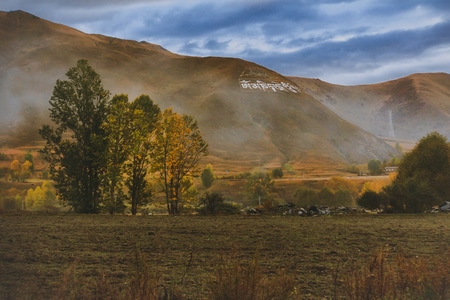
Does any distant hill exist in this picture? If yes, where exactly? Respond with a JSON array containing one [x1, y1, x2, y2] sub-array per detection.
[[0, 10, 398, 171], [290, 73, 450, 142]]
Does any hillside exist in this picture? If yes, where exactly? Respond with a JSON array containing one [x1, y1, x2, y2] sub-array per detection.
[[290, 73, 450, 142], [0, 10, 397, 172]]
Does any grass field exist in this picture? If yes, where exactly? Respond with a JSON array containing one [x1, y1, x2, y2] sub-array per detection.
[[1, 213, 449, 299]]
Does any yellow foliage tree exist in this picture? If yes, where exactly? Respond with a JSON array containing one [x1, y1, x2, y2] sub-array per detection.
[[359, 173, 396, 196], [10, 159, 32, 182], [153, 109, 208, 215], [25, 181, 57, 210]]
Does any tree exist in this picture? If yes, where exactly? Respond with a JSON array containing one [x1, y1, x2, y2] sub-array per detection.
[[24, 152, 34, 173], [293, 187, 318, 207], [383, 132, 450, 213], [325, 176, 359, 207], [318, 186, 334, 205], [368, 160, 382, 175], [103, 94, 132, 214], [201, 164, 215, 188], [153, 109, 208, 215], [125, 95, 161, 215], [25, 181, 57, 210], [198, 192, 239, 215], [9, 159, 32, 182], [39, 60, 110, 213], [357, 190, 384, 210], [271, 167, 284, 179], [246, 172, 274, 206]]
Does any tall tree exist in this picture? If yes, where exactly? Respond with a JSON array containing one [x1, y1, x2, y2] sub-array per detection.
[[153, 109, 208, 215], [125, 95, 161, 215], [39, 60, 110, 213], [103, 94, 132, 214]]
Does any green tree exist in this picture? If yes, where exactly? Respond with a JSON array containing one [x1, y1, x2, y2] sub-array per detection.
[[103, 94, 132, 214], [271, 167, 284, 179], [39, 59, 110, 213], [383, 132, 450, 213], [153, 109, 208, 215], [368, 159, 382, 175], [246, 172, 274, 206], [125, 95, 161, 215], [201, 164, 215, 188], [198, 192, 239, 215], [357, 190, 384, 210]]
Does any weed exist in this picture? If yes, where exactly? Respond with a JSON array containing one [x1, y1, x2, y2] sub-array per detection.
[[208, 253, 299, 300], [342, 247, 450, 299]]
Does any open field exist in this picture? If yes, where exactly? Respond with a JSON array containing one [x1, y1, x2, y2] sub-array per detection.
[[1, 213, 449, 299]]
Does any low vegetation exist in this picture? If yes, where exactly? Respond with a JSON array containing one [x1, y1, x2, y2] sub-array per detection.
[[0, 214, 449, 299]]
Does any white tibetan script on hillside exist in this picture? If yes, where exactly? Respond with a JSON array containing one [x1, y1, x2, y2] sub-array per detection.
[[239, 67, 300, 93], [240, 80, 299, 93]]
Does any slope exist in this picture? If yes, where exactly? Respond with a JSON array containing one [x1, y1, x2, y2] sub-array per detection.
[[0, 10, 397, 171], [291, 73, 450, 142]]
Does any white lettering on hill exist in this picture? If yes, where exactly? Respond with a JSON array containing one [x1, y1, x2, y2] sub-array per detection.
[[240, 80, 299, 93], [239, 67, 300, 93]]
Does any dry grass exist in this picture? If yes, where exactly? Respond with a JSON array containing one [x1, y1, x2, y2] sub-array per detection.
[[0, 213, 449, 299], [342, 247, 450, 299]]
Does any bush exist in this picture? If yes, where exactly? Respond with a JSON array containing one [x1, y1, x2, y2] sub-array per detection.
[[357, 190, 384, 210], [198, 192, 240, 215], [271, 167, 284, 179]]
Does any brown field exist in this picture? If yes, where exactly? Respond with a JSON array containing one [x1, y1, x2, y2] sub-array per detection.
[[1, 213, 449, 299]]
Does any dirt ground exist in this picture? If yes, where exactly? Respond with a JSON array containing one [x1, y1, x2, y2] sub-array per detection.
[[0, 213, 449, 299]]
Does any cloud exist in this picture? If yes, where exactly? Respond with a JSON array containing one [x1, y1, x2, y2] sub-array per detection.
[[1, 0, 449, 84]]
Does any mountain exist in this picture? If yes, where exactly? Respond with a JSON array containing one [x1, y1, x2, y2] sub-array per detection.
[[290, 73, 450, 142], [0, 10, 397, 171]]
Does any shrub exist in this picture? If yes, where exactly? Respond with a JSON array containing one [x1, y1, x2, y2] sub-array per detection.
[[198, 192, 240, 215], [271, 167, 284, 179], [357, 190, 384, 210]]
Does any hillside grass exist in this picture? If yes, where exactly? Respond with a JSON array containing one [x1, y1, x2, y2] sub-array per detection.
[[0, 213, 448, 299]]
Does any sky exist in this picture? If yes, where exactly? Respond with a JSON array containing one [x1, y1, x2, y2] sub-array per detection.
[[2, 0, 450, 85]]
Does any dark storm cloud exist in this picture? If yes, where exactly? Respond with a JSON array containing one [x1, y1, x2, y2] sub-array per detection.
[[1, 0, 450, 84]]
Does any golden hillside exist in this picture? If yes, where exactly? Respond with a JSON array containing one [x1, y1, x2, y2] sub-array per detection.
[[0, 10, 398, 172]]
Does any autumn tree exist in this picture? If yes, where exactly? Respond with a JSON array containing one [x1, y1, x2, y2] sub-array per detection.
[[39, 60, 110, 213], [9, 159, 32, 182], [153, 109, 208, 215], [201, 164, 215, 188], [293, 187, 318, 207], [125, 95, 161, 215], [318, 186, 334, 206], [25, 181, 57, 210], [246, 172, 274, 206]]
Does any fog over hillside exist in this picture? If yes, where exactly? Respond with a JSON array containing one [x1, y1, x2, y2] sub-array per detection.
[[0, 10, 412, 168]]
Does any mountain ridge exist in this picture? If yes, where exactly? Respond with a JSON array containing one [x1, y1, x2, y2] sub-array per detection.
[[290, 72, 450, 141], [1, 10, 402, 170]]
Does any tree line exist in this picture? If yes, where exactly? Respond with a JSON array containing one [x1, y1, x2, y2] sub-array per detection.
[[39, 60, 208, 214], [358, 132, 450, 213]]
